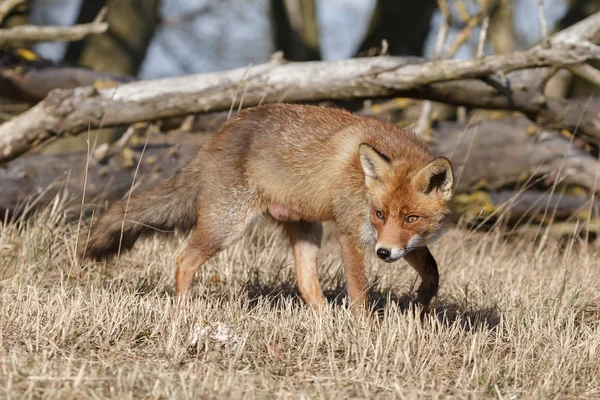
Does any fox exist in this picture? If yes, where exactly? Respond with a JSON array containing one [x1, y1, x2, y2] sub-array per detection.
[[79, 103, 454, 313]]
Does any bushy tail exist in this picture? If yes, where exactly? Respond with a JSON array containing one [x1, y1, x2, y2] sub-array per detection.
[[78, 167, 201, 261]]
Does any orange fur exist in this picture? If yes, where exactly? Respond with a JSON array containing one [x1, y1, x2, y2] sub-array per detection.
[[79, 104, 454, 313]]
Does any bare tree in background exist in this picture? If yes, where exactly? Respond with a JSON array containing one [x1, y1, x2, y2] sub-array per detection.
[[69, 0, 159, 76], [271, 0, 321, 61], [358, 0, 438, 56]]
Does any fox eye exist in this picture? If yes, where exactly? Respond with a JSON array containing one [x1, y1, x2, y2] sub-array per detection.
[[405, 215, 419, 223], [375, 210, 385, 220]]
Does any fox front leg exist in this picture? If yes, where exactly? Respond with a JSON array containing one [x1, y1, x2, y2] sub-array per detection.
[[337, 233, 369, 313], [403, 246, 439, 313]]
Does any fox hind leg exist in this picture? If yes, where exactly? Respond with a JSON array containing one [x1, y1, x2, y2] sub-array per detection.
[[175, 192, 261, 297], [175, 236, 217, 296], [282, 221, 326, 309]]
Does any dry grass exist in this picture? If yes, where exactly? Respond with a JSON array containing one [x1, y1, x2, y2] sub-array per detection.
[[1, 205, 600, 399]]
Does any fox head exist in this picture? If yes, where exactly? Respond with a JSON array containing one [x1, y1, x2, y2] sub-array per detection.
[[359, 143, 454, 262]]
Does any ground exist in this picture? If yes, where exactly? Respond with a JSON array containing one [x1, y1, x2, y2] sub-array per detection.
[[1, 207, 599, 399]]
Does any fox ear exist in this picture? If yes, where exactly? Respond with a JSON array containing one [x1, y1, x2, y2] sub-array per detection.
[[413, 157, 454, 200], [359, 143, 391, 187]]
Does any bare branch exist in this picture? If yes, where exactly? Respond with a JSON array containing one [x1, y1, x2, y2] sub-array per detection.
[[415, 100, 434, 137], [568, 63, 600, 88], [477, 16, 490, 58], [444, 21, 477, 58], [0, 7, 107, 44], [416, 13, 448, 136], [538, 0, 550, 48], [443, 0, 492, 59], [551, 10, 600, 44], [433, 14, 449, 59], [0, 0, 25, 25]]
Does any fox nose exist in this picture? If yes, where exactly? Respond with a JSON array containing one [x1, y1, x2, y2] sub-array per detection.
[[376, 248, 391, 260]]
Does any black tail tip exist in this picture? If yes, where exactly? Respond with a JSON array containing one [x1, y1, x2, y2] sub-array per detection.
[[76, 229, 123, 262]]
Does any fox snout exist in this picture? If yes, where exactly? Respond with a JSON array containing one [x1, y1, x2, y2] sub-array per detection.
[[375, 245, 408, 262], [376, 233, 427, 262]]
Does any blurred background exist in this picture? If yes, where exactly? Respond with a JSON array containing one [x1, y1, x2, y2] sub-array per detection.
[[4, 0, 594, 77]]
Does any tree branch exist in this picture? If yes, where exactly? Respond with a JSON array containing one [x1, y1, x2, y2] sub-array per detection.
[[0, 7, 107, 44], [568, 63, 600, 88], [1, 39, 599, 163], [0, 0, 25, 25], [538, 0, 550, 48]]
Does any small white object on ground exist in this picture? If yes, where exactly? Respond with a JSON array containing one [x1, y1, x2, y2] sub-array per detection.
[[189, 322, 241, 347]]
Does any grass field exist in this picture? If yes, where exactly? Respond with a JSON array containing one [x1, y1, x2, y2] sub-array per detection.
[[1, 205, 599, 399]]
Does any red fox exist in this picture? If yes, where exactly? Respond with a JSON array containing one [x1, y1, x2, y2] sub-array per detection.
[[79, 104, 454, 312]]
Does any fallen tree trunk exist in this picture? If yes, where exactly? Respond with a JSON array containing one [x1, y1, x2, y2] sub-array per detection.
[[1, 12, 600, 163], [491, 190, 598, 221], [0, 132, 211, 221], [1, 116, 598, 224], [436, 116, 600, 193], [454, 189, 600, 221], [453, 189, 600, 238]]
